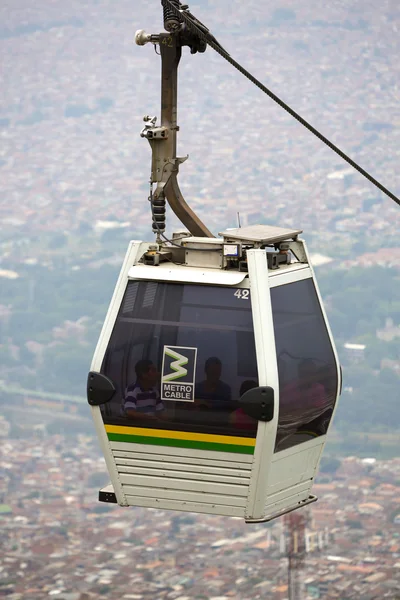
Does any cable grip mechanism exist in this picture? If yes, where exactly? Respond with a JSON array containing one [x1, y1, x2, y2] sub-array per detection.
[[140, 116, 169, 140], [162, 0, 182, 32], [135, 7, 214, 239]]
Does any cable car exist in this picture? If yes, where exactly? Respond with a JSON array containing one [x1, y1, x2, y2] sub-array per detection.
[[88, 225, 341, 522], [87, 1, 341, 522]]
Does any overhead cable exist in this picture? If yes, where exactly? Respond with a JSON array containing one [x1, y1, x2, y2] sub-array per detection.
[[162, 0, 400, 207]]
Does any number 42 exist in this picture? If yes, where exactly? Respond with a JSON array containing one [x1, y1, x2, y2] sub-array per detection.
[[234, 289, 249, 299]]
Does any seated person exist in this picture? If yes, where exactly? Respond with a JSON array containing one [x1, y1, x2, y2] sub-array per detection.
[[230, 380, 258, 432], [277, 359, 328, 447], [122, 359, 164, 421], [194, 357, 232, 410], [281, 359, 327, 412]]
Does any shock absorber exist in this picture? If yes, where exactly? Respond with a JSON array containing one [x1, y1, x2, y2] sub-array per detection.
[[151, 192, 166, 236], [162, 0, 182, 32]]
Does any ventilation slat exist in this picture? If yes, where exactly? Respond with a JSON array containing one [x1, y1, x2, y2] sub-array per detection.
[[116, 464, 249, 485], [122, 282, 138, 314], [109, 441, 253, 464], [110, 441, 252, 510], [119, 473, 248, 496], [124, 495, 245, 517], [113, 455, 252, 477], [122, 485, 247, 507], [142, 282, 158, 307]]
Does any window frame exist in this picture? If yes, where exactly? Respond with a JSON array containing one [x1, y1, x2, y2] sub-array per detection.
[[99, 279, 261, 438]]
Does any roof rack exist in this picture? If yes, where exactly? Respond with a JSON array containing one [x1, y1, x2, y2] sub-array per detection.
[[219, 224, 303, 247]]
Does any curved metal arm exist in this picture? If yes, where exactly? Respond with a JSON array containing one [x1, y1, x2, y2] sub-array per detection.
[[164, 172, 213, 237], [139, 30, 213, 238]]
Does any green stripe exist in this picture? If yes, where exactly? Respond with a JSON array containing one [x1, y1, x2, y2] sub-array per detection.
[[107, 433, 254, 455]]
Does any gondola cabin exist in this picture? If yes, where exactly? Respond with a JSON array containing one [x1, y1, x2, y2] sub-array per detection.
[[87, 224, 341, 522]]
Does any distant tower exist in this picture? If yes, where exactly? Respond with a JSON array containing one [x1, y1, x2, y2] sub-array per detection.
[[284, 510, 308, 600]]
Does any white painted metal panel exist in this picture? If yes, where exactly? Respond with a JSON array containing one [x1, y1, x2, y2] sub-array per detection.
[[269, 265, 311, 287], [122, 485, 247, 507], [112, 450, 253, 471], [264, 485, 314, 518], [265, 480, 312, 507], [128, 264, 248, 285], [219, 224, 302, 243], [118, 473, 249, 496], [272, 434, 325, 460], [90, 241, 150, 507], [267, 441, 324, 496], [245, 249, 280, 520], [124, 495, 245, 517], [109, 441, 254, 463], [114, 457, 252, 479], [111, 439, 253, 512], [116, 464, 250, 485]]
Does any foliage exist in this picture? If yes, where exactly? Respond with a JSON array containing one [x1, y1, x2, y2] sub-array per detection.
[[319, 456, 341, 474], [316, 266, 400, 432], [46, 419, 93, 436], [87, 472, 109, 488], [345, 519, 363, 529]]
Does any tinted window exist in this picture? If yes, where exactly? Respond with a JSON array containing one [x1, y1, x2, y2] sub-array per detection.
[[100, 282, 259, 437], [271, 278, 338, 452]]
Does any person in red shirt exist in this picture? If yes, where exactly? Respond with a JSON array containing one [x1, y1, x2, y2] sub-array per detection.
[[282, 359, 327, 413], [230, 380, 258, 432], [277, 359, 329, 447]]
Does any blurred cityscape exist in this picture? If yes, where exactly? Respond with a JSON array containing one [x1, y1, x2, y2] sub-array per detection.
[[1, 430, 400, 599], [1, 0, 400, 264], [1, 1, 400, 599]]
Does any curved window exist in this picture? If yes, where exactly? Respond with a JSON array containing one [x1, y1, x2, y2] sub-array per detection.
[[100, 281, 259, 437], [271, 278, 338, 452]]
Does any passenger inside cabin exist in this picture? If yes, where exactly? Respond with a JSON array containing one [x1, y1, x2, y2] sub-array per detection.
[[279, 358, 328, 440], [194, 356, 232, 410], [230, 379, 258, 431], [300, 364, 336, 436], [317, 364, 337, 405], [281, 359, 326, 411], [122, 359, 165, 421], [299, 359, 327, 410]]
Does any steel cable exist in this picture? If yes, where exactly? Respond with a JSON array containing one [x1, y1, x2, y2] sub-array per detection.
[[162, 0, 400, 207]]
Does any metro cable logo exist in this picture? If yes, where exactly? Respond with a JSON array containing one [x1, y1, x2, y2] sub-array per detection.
[[162, 348, 189, 382], [161, 345, 197, 402]]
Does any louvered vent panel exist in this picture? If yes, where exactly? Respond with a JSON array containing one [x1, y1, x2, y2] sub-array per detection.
[[122, 282, 139, 314], [142, 282, 158, 308], [111, 445, 252, 509]]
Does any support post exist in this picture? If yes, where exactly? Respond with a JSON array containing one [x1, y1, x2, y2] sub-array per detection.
[[139, 29, 213, 238]]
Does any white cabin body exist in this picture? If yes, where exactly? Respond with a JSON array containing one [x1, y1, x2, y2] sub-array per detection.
[[88, 225, 341, 522]]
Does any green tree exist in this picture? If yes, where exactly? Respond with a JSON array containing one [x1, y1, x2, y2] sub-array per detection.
[[319, 456, 341, 474]]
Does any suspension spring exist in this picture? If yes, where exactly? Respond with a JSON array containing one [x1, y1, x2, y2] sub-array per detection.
[[151, 195, 166, 233], [162, 0, 182, 32]]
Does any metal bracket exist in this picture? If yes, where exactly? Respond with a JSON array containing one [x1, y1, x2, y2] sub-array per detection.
[[87, 372, 116, 406], [99, 484, 118, 504], [140, 116, 169, 140], [135, 30, 160, 46], [238, 386, 274, 422], [245, 495, 318, 523], [288, 240, 308, 263]]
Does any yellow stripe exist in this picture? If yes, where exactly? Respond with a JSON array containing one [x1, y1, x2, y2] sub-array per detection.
[[104, 424, 256, 447]]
